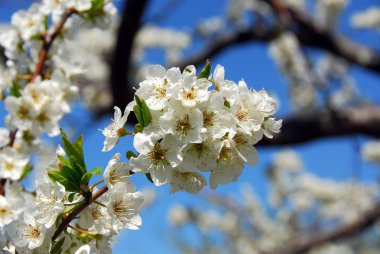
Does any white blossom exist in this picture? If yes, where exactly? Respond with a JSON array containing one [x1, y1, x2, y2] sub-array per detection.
[[7, 214, 48, 249], [0, 147, 29, 180], [107, 182, 144, 231], [101, 106, 130, 152], [103, 153, 133, 189]]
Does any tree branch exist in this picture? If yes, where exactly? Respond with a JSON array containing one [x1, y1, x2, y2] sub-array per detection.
[[31, 9, 76, 82], [174, 2, 380, 74], [266, 0, 380, 73], [173, 27, 277, 70], [279, 203, 380, 254], [258, 105, 380, 146], [51, 186, 108, 242], [109, 0, 149, 115]]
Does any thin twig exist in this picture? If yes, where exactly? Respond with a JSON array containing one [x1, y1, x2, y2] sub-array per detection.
[[52, 186, 108, 241], [31, 9, 77, 82]]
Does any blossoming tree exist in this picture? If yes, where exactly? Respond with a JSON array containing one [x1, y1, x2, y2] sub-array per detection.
[[0, 0, 282, 252], [0, 0, 380, 253]]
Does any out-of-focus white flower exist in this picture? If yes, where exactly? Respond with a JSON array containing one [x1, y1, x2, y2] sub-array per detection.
[[283, 0, 305, 11], [11, 4, 45, 41], [362, 140, 380, 164], [135, 26, 191, 64], [67, 0, 92, 12], [315, 0, 348, 29], [0, 128, 9, 147], [167, 205, 189, 226], [0, 147, 29, 180], [197, 17, 225, 37], [351, 8, 380, 29], [273, 149, 303, 171]]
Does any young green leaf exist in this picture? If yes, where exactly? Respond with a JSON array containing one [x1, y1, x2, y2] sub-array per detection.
[[60, 129, 86, 170], [10, 80, 21, 97], [197, 59, 211, 79], [133, 95, 152, 128], [81, 167, 102, 186], [145, 173, 154, 183], [19, 164, 33, 180], [48, 171, 80, 192], [91, 0, 105, 10]]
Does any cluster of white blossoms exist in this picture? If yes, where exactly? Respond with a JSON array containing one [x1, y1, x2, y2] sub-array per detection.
[[0, 145, 144, 253], [362, 140, 380, 165], [102, 63, 281, 193], [351, 7, 380, 30], [0, 0, 282, 252], [168, 149, 380, 254], [269, 33, 316, 113], [0, 0, 149, 253], [315, 0, 348, 29]]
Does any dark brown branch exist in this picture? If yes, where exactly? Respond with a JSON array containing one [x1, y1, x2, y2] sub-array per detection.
[[258, 105, 380, 146], [175, 2, 380, 74], [266, 0, 380, 73], [109, 0, 149, 115], [174, 27, 277, 70], [279, 203, 380, 254], [52, 186, 108, 241]]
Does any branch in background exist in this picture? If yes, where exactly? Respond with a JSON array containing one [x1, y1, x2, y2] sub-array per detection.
[[109, 0, 149, 117], [144, 0, 182, 24], [279, 203, 380, 254], [259, 105, 380, 146], [265, 0, 380, 73], [173, 27, 277, 70], [175, 1, 380, 74]]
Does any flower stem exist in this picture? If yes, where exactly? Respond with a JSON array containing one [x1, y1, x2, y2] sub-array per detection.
[[52, 185, 108, 241]]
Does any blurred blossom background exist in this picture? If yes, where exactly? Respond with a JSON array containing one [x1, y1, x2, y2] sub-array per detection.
[[1, 0, 380, 253]]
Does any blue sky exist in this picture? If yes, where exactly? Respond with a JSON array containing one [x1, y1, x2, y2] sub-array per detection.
[[1, 0, 380, 253]]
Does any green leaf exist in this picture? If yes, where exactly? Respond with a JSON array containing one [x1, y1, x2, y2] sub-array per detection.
[[145, 173, 154, 183], [10, 80, 21, 97], [69, 155, 86, 176], [224, 100, 231, 108], [68, 193, 76, 202], [57, 155, 70, 168], [44, 15, 49, 31], [60, 166, 82, 191], [60, 129, 86, 171], [184, 68, 192, 73], [74, 134, 84, 160], [19, 164, 33, 180], [48, 171, 80, 192], [197, 59, 211, 79], [50, 237, 65, 254], [133, 95, 152, 128], [126, 151, 137, 160], [91, 0, 105, 10], [81, 167, 102, 186]]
